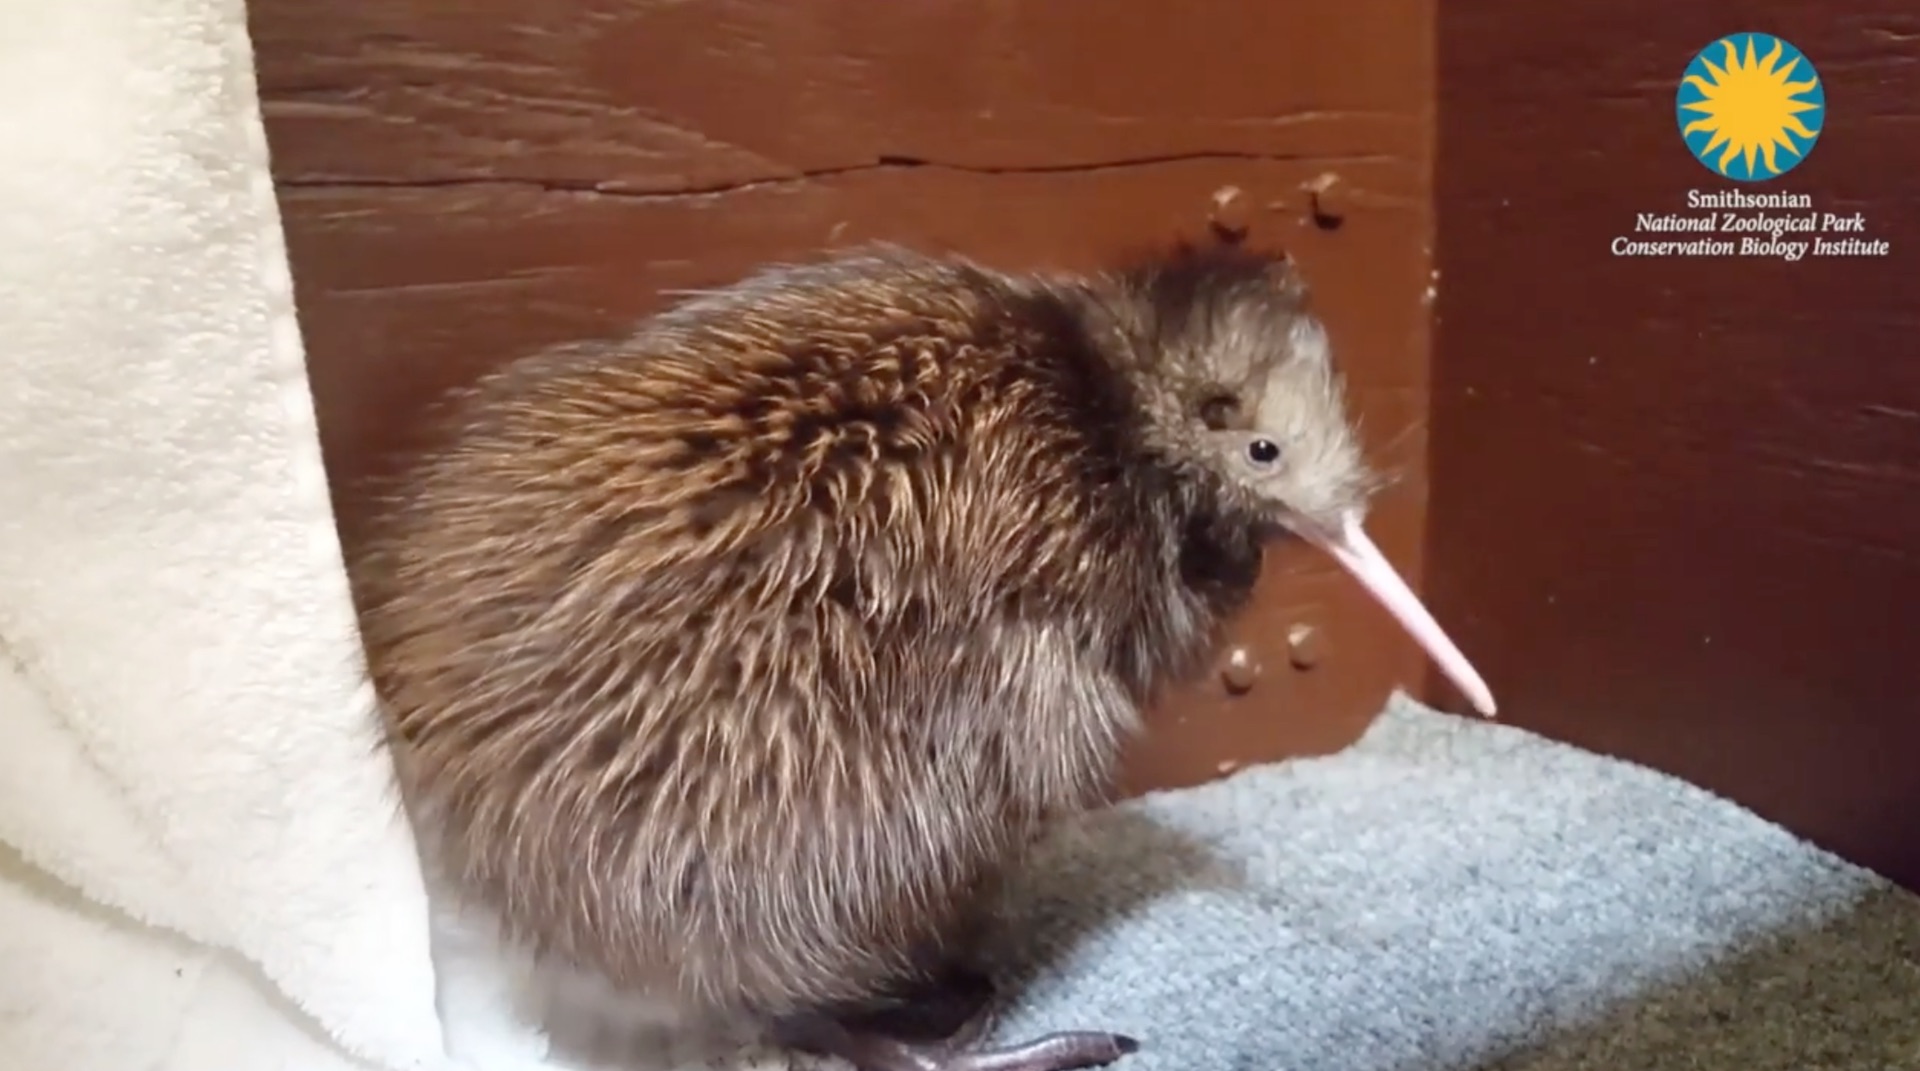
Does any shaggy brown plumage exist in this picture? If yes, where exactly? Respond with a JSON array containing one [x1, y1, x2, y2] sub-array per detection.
[[346, 242, 1489, 1071]]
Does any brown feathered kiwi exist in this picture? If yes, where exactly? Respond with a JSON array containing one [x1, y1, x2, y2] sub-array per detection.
[[347, 242, 1494, 1071]]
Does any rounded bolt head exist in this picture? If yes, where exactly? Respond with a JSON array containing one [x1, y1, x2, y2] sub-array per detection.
[[1301, 172, 1347, 230], [1208, 185, 1250, 242], [1287, 623, 1323, 670], [1220, 645, 1260, 693]]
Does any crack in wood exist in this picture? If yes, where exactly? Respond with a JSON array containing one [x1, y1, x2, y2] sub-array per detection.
[[273, 150, 1403, 200]]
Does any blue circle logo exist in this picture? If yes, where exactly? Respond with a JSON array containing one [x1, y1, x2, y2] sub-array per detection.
[[1676, 32, 1825, 182]]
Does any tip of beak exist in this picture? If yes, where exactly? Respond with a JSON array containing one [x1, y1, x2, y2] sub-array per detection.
[[1467, 690, 1498, 719], [1440, 661, 1498, 719]]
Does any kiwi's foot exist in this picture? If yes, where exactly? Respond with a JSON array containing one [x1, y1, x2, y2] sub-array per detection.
[[772, 1013, 1138, 1071]]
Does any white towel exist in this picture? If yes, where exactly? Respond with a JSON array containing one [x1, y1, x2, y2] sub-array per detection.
[[0, 0, 452, 1067]]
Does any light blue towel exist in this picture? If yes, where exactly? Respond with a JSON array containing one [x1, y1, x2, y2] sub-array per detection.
[[975, 694, 1919, 1071]]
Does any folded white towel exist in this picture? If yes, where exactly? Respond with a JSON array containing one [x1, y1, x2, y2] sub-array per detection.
[[0, 0, 454, 1066]]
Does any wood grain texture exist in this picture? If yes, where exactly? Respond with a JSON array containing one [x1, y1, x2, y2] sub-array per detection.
[[250, 0, 1442, 793], [1430, 7, 1920, 885]]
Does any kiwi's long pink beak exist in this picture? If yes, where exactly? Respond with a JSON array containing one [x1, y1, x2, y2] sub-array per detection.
[[1300, 513, 1497, 717]]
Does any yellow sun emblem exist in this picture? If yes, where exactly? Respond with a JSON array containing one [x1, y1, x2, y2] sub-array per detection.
[[1676, 33, 1825, 182]]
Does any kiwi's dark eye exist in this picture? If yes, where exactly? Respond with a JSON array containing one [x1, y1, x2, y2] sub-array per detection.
[[1198, 394, 1239, 430], [1247, 438, 1282, 465]]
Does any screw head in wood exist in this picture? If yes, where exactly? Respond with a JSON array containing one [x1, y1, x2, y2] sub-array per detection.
[[1287, 623, 1323, 670], [1301, 173, 1347, 230], [1220, 645, 1260, 693], [1208, 185, 1250, 242]]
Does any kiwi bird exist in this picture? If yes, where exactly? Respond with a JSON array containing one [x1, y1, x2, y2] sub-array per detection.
[[347, 242, 1495, 1071]]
